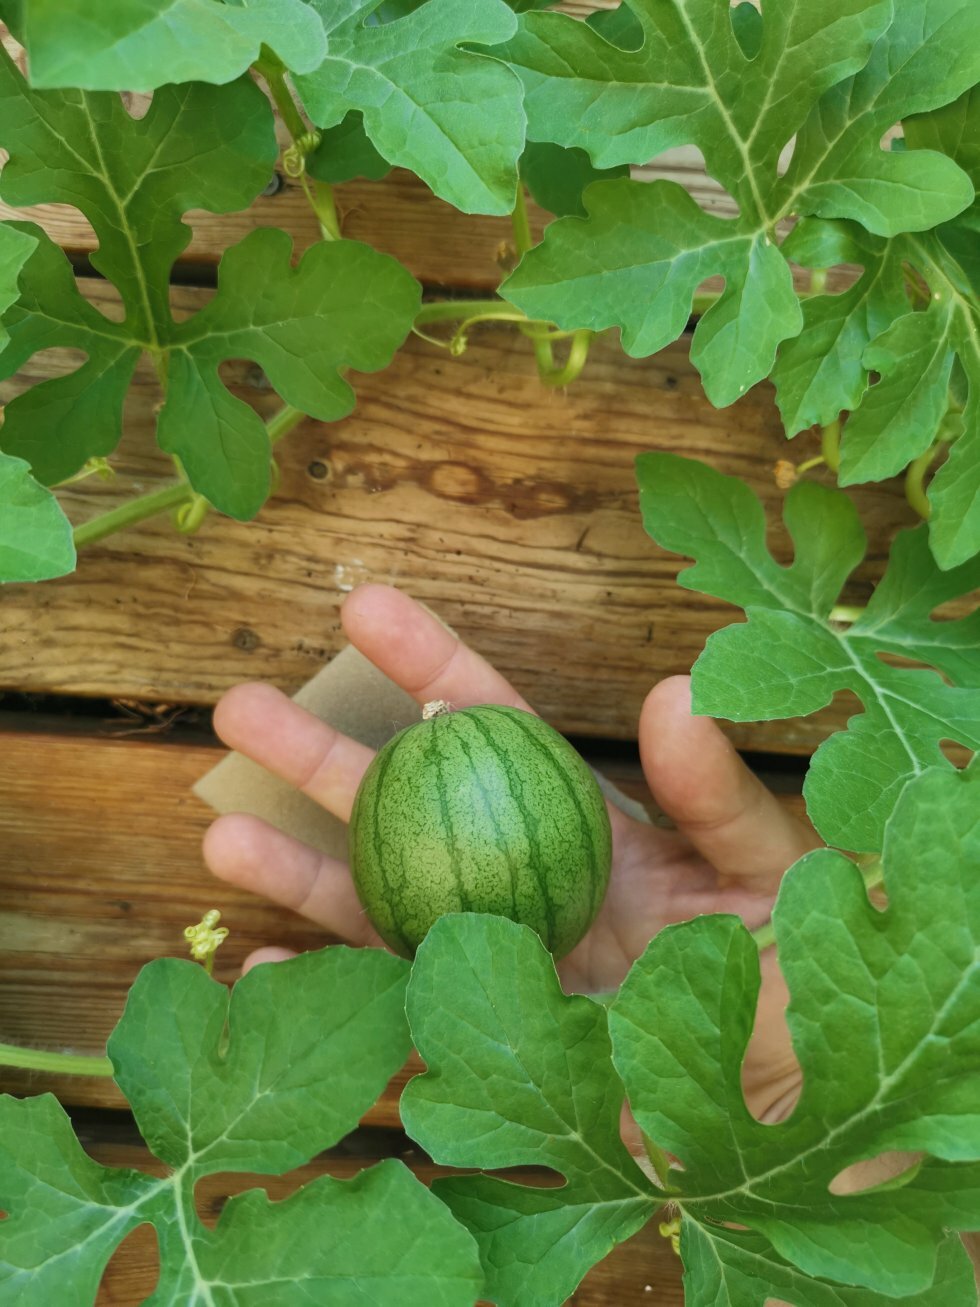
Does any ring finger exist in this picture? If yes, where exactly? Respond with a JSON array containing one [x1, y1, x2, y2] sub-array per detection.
[[203, 811, 383, 945]]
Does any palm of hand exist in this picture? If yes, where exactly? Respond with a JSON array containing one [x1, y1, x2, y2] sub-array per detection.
[[205, 585, 817, 1122]]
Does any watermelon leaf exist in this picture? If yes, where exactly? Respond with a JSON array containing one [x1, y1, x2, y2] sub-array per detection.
[[294, 0, 526, 215], [157, 229, 421, 519], [609, 762, 980, 1300], [401, 913, 658, 1307], [681, 1222, 977, 1307], [520, 142, 629, 218], [0, 449, 75, 583], [4, 0, 327, 91], [0, 221, 74, 582], [307, 112, 392, 185], [635, 453, 980, 851], [0, 52, 420, 518], [496, 0, 978, 409], [0, 947, 484, 1303], [400, 766, 980, 1303]]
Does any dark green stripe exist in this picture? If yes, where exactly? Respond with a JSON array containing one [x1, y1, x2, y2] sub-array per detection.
[[463, 707, 558, 947], [455, 715, 519, 920], [427, 723, 472, 911], [490, 707, 603, 896], [364, 728, 415, 956]]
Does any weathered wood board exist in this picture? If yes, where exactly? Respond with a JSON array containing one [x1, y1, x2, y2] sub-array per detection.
[[0, 283, 919, 747], [0, 725, 806, 1115], [84, 1131, 684, 1306]]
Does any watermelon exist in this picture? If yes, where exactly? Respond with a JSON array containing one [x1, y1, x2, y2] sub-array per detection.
[[348, 700, 612, 959]]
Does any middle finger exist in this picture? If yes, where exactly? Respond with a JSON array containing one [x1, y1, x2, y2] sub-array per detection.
[[212, 680, 376, 821]]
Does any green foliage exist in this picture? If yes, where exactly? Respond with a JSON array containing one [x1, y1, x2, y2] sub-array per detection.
[[307, 113, 392, 185], [157, 229, 421, 517], [0, 220, 74, 582], [0, 52, 420, 517], [680, 1223, 976, 1307], [0, 0, 976, 579], [5, 0, 327, 91], [399, 766, 980, 1305], [636, 453, 980, 851], [0, 449, 74, 582], [496, 0, 891, 398], [499, 0, 979, 470], [0, 12, 979, 1302], [0, 947, 484, 1304], [294, 0, 525, 214], [520, 142, 628, 218], [504, 177, 803, 405], [610, 762, 980, 1301], [401, 913, 657, 1306], [774, 80, 980, 567]]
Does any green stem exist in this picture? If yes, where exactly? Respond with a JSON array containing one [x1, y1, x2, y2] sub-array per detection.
[[259, 57, 341, 240], [54, 457, 115, 488], [905, 444, 937, 520], [72, 406, 306, 550], [510, 185, 535, 260], [0, 1041, 113, 1077], [511, 188, 557, 378], [540, 328, 594, 389], [267, 404, 305, 445], [72, 482, 193, 549], [300, 173, 342, 243], [259, 56, 306, 142], [415, 299, 524, 326], [796, 455, 825, 474], [821, 418, 841, 474]]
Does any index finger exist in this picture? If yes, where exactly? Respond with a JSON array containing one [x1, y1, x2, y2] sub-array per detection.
[[341, 584, 533, 713]]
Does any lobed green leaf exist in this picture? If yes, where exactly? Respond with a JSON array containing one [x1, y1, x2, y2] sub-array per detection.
[[610, 762, 980, 1299], [110, 947, 412, 1175], [0, 1094, 158, 1303], [0, 222, 74, 582], [495, 0, 980, 443], [502, 178, 802, 406], [295, 0, 526, 215], [0, 54, 420, 518], [636, 453, 980, 849], [157, 231, 421, 519], [5, 0, 327, 91], [401, 913, 657, 1306], [0, 946, 484, 1302]]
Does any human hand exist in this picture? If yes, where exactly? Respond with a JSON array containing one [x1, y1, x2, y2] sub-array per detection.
[[204, 584, 819, 1122]]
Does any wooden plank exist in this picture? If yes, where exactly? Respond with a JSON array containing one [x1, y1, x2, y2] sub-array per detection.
[[0, 727, 805, 1113], [0, 280, 922, 748], [83, 1132, 684, 1306], [0, 159, 858, 296]]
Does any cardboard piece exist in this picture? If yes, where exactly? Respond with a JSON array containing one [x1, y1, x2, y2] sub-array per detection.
[[193, 645, 421, 859]]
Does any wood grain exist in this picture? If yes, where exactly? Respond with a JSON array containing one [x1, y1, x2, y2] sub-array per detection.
[[0, 726, 805, 1114], [0, 280, 922, 749], [83, 1133, 684, 1306]]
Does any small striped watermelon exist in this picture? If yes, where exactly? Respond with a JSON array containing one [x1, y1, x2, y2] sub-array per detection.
[[348, 700, 612, 959]]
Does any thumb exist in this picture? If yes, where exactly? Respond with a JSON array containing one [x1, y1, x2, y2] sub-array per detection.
[[640, 676, 820, 892]]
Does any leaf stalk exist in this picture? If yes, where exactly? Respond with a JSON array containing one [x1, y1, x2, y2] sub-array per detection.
[[0, 1040, 113, 1077]]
